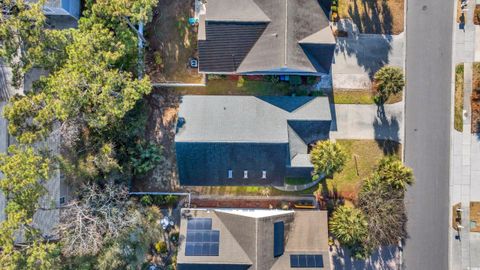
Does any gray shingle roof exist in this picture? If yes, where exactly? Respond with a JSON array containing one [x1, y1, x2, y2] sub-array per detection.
[[198, 22, 267, 73], [198, 0, 335, 74], [177, 209, 331, 270], [175, 96, 331, 143], [175, 95, 331, 186]]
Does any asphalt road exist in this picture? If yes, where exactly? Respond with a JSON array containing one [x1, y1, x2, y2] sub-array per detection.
[[403, 0, 454, 269]]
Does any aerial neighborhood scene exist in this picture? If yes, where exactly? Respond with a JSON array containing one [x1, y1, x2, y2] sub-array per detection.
[[0, 0, 478, 269]]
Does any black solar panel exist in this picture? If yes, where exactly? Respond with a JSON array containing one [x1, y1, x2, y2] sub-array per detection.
[[273, 221, 284, 257], [290, 254, 324, 268], [185, 242, 219, 256], [187, 218, 212, 230], [185, 218, 219, 256]]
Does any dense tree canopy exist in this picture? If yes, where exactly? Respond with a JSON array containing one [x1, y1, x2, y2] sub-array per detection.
[[0, 146, 60, 270], [0, 0, 72, 88], [0, 0, 160, 268]]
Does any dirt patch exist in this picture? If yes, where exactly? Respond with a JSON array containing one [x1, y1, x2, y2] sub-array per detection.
[[471, 202, 480, 232], [475, 5, 480, 25], [132, 88, 181, 191], [338, 0, 404, 35], [145, 0, 203, 83], [472, 63, 480, 133]]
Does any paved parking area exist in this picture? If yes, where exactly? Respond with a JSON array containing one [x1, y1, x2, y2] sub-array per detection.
[[331, 21, 404, 90]]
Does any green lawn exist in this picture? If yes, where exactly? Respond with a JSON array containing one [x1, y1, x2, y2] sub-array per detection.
[[455, 64, 464, 132], [317, 140, 401, 201], [188, 185, 317, 197], [284, 177, 312, 185], [178, 79, 290, 96], [333, 90, 403, 104]]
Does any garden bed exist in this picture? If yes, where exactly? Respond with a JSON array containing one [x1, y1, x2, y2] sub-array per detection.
[[470, 201, 480, 232], [455, 64, 464, 132], [337, 0, 405, 35], [186, 185, 318, 197], [144, 0, 203, 83], [177, 75, 322, 96], [316, 140, 401, 201], [472, 63, 480, 133], [475, 5, 480, 25]]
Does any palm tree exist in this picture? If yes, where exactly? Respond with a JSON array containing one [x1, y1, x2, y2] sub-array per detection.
[[373, 66, 405, 102], [310, 140, 347, 179], [329, 206, 368, 248], [376, 156, 414, 191]]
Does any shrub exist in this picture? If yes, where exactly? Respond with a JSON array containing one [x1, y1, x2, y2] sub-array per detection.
[[373, 66, 405, 103], [289, 75, 302, 86], [153, 51, 163, 66], [155, 241, 168, 254], [329, 206, 368, 254], [129, 142, 163, 175], [140, 195, 153, 206], [310, 140, 348, 178], [331, 6, 338, 12]]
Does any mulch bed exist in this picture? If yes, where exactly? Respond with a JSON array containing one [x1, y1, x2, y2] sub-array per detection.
[[470, 202, 480, 232], [191, 199, 288, 209], [472, 63, 480, 133]]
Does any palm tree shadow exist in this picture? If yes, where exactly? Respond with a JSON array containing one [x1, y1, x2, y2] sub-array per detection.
[[373, 104, 400, 155]]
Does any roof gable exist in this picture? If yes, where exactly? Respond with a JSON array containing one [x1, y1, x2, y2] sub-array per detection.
[[206, 0, 271, 22], [199, 0, 335, 74]]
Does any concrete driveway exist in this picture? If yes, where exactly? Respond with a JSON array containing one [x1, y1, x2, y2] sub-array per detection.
[[332, 20, 404, 90], [330, 102, 403, 142]]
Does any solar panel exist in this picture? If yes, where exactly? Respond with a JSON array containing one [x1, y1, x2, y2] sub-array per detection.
[[187, 218, 212, 230], [273, 221, 284, 257], [290, 254, 324, 268], [185, 242, 220, 256], [185, 218, 219, 256]]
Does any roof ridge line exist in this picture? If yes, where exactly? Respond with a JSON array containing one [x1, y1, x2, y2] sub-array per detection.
[[213, 210, 255, 265]]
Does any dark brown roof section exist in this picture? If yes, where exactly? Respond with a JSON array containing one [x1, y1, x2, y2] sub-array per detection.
[[198, 22, 267, 73]]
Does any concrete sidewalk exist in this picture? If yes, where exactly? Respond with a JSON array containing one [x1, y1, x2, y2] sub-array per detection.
[[450, 0, 480, 268], [330, 102, 403, 142]]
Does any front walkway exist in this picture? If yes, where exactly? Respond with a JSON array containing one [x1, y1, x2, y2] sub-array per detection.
[[330, 102, 403, 143]]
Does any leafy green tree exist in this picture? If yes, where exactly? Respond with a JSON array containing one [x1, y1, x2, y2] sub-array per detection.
[[4, 23, 152, 144], [310, 140, 347, 178], [0, 146, 60, 269], [376, 156, 414, 191], [373, 66, 405, 103], [329, 206, 368, 258], [0, 0, 72, 88], [0, 145, 50, 216]]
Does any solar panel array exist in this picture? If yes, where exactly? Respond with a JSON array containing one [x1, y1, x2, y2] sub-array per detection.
[[290, 254, 324, 268], [185, 218, 220, 256], [273, 221, 284, 257]]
